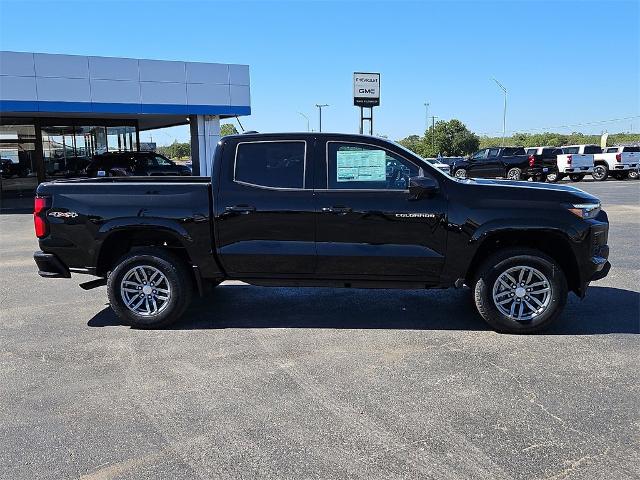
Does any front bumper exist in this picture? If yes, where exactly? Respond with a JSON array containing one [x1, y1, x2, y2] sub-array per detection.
[[34, 251, 71, 278]]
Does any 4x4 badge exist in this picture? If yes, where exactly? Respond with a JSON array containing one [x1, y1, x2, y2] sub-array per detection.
[[48, 211, 78, 218]]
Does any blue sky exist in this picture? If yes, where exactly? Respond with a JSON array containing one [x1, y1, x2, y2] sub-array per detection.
[[1, 0, 638, 145]]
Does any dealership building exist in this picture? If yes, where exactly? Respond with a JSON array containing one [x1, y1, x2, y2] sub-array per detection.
[[0, 51, 251, 209]]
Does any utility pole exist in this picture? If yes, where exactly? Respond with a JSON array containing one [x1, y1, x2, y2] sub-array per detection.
[[492, 78, 507, 147], [297, 112, 310, 132], [315, 104, 329, 132], [430, 116, 438, 148], [424, 102, 430, 134]]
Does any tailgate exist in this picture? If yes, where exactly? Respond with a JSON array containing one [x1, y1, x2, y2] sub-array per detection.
[[571, 154, 593, 168], [621, 152, 640, 165]]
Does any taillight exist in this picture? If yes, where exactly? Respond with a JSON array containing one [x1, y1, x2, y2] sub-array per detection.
[[615, 153, 622, 162], [566, 155, 572, 165], [34, 196, 48, 238], [528, 155, 535, 167]]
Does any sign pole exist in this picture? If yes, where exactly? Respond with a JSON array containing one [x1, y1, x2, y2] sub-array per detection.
[[353, 72, 380, 135]]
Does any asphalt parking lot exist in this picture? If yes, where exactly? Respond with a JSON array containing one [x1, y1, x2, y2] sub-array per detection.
[[1, 180, 638, 480]]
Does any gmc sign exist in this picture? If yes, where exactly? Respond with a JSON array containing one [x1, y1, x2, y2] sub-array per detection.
[[353, 72, 380, 107]]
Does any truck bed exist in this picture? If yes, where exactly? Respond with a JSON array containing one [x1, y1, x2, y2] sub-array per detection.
[[35, 176, 220, 279]]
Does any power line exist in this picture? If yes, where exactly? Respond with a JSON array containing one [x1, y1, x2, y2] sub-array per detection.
[[478, 115, 640, 136]]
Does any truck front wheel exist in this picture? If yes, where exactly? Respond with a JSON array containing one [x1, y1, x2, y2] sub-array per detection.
[[506, 167, 522, 180], [592, 163, 608, 181], [107, 248, 193, 328], [472, 248, 567, 334]]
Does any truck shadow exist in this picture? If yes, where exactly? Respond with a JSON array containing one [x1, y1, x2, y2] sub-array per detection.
[[88, 285, 639, 335]]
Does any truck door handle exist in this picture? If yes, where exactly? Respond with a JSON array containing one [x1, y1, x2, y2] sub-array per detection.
[[322, 206, 352, 214], [225, 205, 256, 214]]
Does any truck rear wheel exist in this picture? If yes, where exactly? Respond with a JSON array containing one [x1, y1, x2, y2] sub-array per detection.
[[472, 248, 567, 334], [611, 172, 629, 180], [454, 168, 467, 179], [107, 248, 193, 328]]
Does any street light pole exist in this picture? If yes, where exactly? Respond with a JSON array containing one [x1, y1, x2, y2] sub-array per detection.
[[424, 102, 430, 134], [492, 78, 507, 147], [297, 112, 310, 132], [430, 116, 438, 149], [315, 104, 329, 132]]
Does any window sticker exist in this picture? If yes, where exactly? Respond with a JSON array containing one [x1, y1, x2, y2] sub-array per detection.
[[336, 149, 386, 182]]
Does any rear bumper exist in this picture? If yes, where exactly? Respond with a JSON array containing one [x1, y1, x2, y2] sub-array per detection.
[[34, 251, 71, 278], [562, 166, 594, 173], [611, 164, 638, 171]]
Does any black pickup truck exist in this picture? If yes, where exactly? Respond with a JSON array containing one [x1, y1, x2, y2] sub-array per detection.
[[33, 133, 610, 334], [452, 147, 547, 181]]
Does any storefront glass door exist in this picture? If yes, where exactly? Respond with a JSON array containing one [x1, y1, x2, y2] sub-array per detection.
[[0, 123, 38, 209]]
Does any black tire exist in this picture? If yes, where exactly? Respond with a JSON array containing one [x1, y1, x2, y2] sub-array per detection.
[[472, 248, 568, 334], [628, 169, 638, 180], [107, 248, 193, 328], [532, 174, 547, 182], [569, 173, 585, 182], [592, 163, 608, 181], [506, 167, 522, 181], [454, 168, 467, 179]]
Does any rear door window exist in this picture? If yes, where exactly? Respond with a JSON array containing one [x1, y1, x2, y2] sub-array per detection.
[[562, 147, 579, 154], [234, 141, 306, 189], [583, 145, 602, 154]]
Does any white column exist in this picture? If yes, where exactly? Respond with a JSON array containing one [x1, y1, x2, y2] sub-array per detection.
[[196, 115, 221, 177]]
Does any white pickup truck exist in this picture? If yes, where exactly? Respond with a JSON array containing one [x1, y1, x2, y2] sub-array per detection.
[[552, 144, 598, 182], [593, 145, 640, 180]]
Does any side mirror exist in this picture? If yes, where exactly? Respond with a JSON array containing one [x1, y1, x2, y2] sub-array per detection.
[[408, 176, 439, 200]]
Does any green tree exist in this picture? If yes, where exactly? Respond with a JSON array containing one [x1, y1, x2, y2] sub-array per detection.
[[220, 123, 239, 136], [399, 119, 480, 157], [398, 135, 424, 155], [425, 119, 480, 156]]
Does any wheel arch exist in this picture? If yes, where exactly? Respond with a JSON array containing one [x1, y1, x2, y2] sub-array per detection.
[[465, 228, 581, 294], [95, 223, 194, 277]]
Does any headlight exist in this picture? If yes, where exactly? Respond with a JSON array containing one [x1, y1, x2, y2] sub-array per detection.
[[568, 203, 601, 219]]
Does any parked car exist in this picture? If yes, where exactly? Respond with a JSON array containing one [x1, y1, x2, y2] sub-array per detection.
[[593, 146, 640, 181], [33, 132, 610, 334], [1, 157, 30, 178], [525, 146, 565, 182], [424, 157, 451, 174], [86, 152, 192, 177], [435, 156, 465, 166], [553, 145, 598, 182], [451, 147, 545, 181]]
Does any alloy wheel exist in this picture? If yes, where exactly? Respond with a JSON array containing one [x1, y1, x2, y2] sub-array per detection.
[[492, 265, 552, 322], [120, 265, 171, 316], [592, 165, 607, 181]]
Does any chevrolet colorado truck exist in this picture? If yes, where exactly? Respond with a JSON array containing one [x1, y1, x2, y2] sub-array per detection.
[[33, 133, 610, 334], [451, 147, 545, 181]]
